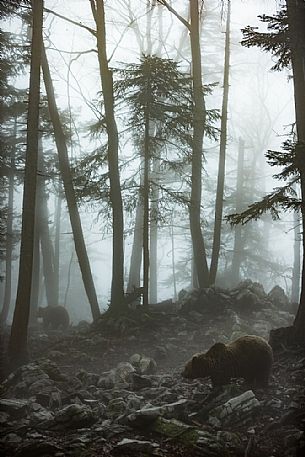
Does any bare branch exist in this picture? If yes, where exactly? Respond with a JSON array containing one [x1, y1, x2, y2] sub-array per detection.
[[44, 7, 96, 36], [157, 0, 190, 30]]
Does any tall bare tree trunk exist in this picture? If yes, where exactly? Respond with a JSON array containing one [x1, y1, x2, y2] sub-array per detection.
[[8, 0, 43, 366], [149, 157, 160, 304], [0, 117, 16, 326], [292, 208, 301, 303], [41, 44, 100, 321], [231, 138, 245, 285], [286, 0, 305, 342], [29, 224, 40, 324], [209, 0, 231, 284], [90, 0, 125, 312], [170, 212, 177, 301], [189, 0, 209, 288], [127, 200, 143, 293], [143, 82, 151, 308], [37, 137, 56, 305], [53, 189, 62, 305]]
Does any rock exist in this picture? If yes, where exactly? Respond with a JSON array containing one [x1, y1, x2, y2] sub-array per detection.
[[0, 399, 29, 418], [14, 441, 64, 456], [54, 404, 97, 428], [106, 398, 127, 418], [269, 326, 296, 350], [21, 363, 50, 386], [125, 406, 161, 428], [126, 394, 143, 411], [131, 373, 153, 390], [115, 438, 159, 452], [268, 285, 289, 309], [28, 378, 56, 396], [29, 403, 54, 426], [235, 289, 260, 311], [97, 374, 115, 389], [76, 369, 100, 386], [129, 354, 157, 375], [209, 390, 260, 426], [113, 362, 135, 384], [126, 399, 189, 427], [1, 433, 22, 444]]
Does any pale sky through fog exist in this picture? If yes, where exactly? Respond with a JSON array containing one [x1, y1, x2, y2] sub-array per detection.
[[45, 0, 295, 300], [3, 0, 297, 317]]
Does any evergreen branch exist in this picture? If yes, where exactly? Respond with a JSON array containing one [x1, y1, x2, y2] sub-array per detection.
[[226, 182, 300, 226]]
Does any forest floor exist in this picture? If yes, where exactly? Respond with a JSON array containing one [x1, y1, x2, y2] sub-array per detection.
[[0, 284, 305, 456]]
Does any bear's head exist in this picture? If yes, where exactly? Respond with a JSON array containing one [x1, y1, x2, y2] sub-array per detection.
[[181, 353, 211, 379]]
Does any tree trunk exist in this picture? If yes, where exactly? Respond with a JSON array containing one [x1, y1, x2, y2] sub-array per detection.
[[189, 0, 209, 288], [29, 223, 40, 324], [209, 0, 231, 284], [8, 0, 43, 367], [41, 44, 100, 321], [0, 117, 16, 326], [231, 138, 245, 285], [170, 212, 177, 302], [291, 208, 301, 303], [149, 157, 160, 304], [143, 84, 151, 308], [53, 188, 62, 305], [127, 199, 143, 293], [91, 0, 125, 312], [37, 137, 57, 305], [286, 0, 305, 342]]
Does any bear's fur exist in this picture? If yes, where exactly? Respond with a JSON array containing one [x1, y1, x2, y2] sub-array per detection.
[[37, 305, 70, 330], [182, 335, 273, 387]]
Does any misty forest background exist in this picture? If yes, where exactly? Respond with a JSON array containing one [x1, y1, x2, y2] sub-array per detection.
[[0, 0, 305, 366]]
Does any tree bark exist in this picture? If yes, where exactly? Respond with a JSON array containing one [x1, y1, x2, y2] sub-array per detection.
[[170, 212, 177, 301], [41, 43, 100, 321], [127, 199, 143, 293], [209, 0, 231, 284], [8, 0, 43, 367], [29, 221, 40, 324], [149, 157, 160, 304], [0, 117, 16, 326], [286, 0, 305, 342], [37, 137, 57, 305], [53, 188, 62, 305], [91, 0, 125, 312], [189, 0, 209, 288], [143, 82, 151, 308], [231, 138, 245, 285], [291, 208, 301, 303]]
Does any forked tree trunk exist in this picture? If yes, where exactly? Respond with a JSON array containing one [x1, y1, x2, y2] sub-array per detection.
[[209, 0, 231, 284], [8, 0, 43, 366], [41, 43, 100, 321]]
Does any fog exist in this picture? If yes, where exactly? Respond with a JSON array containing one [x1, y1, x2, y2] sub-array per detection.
[[1, 0, 299, 324]]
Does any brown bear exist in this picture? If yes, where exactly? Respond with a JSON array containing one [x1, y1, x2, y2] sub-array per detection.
[[182, 335, 273, 387], [37, 305, 70, 330]]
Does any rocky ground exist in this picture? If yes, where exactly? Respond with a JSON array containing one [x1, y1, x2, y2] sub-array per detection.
[[0, 281, 304, 456]]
